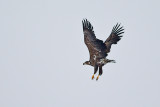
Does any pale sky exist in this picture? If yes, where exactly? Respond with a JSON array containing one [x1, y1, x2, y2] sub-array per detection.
[[0, 0, 160, 107]]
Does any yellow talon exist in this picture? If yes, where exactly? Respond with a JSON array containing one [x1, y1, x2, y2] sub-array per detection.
[[96, 75, 99, 81], [92, 74, 94, 80]]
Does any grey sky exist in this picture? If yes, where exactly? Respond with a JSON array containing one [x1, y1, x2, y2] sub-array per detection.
[[0, 0, 160, 107]]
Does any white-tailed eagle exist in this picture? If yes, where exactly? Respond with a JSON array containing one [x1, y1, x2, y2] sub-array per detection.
[[82, 19, 124, 80]]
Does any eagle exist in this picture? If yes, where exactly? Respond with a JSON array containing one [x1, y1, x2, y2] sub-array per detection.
[[82, 19, 124, 80]]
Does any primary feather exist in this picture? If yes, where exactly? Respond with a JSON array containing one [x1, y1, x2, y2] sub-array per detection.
[[105, 23, 124, 53]]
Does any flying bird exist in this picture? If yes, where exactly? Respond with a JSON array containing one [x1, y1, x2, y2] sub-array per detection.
[[82, 19, 124, 80]]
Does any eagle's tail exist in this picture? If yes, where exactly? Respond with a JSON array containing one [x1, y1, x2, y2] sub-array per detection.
[[105, 23, 124, 53], [107, 59, 116, 63]]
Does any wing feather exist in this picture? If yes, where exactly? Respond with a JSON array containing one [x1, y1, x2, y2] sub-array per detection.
[[82, 19, 107, 61], [105, 23, 124, 53]]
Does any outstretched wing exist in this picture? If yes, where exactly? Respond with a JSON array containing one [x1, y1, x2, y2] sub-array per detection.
[[105, 23, 124, 53], [82, 19, 106, 60]]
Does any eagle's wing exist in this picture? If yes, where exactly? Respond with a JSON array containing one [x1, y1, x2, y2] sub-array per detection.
[[104, 23, 124, 53], [82, 19, 107, 60]]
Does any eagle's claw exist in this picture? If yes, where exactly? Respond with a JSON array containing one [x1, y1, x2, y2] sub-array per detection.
[[92, 75, 94, 80], [96, 75, 99, 81]]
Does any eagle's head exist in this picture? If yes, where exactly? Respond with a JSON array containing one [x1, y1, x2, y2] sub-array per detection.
[[83, 61, 91, 65]]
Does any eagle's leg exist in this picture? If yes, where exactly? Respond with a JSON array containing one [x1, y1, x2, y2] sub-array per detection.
[[96, 66, 103, 81], [92, 65, 98, 80]]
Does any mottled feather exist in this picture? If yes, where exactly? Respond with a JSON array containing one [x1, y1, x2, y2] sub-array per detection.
[[82, 19, 107, 65]]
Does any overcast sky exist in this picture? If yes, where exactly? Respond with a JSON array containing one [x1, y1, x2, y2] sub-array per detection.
[[0, 0, 160, 107]]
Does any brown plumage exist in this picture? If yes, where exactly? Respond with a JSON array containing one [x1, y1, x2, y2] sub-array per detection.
[[82, 19, 124, 80]]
